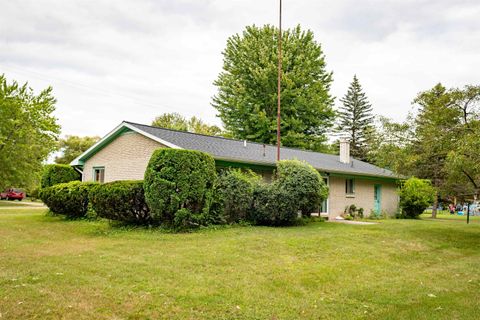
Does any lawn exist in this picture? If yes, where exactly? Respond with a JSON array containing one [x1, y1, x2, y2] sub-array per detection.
[[421, 210, 480, 222], [1, 209, 479, 319], [0, 200, 44, 207]]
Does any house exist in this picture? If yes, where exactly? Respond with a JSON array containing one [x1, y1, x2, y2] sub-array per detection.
[[71, 121, 400, 218]]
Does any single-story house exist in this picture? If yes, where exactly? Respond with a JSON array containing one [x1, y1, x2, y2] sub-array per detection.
[[71, 121, 400, 218]]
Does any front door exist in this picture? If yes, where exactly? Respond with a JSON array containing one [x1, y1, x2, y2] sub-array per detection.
[[374, 184, 382, 215]]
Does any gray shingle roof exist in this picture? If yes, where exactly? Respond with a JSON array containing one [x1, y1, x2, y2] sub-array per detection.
[[126, 121, 397, 179]]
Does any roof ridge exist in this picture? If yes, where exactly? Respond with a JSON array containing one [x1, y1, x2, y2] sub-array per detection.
[[124, 121, 343, 158]]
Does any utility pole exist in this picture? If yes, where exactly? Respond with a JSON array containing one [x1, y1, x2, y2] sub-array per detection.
[[276, 0, 282, 161]]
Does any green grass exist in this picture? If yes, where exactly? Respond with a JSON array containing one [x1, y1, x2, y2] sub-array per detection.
[[1, 209, 479, 319], [421, 210, 480, 222]]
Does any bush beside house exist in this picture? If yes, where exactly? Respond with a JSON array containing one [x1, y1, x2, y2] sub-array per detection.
[[41, 164, 81, 188], [40, 151, 329, 230], [250, 183, 298, 226], [89, 180, 150, 225], [249, 160, 329, 225], [274, 160, 328, 217], [143, 149, 217, 228], [39, 181, 96, 218], [399, 177, 435, 218], [213, 169, 260, 223]]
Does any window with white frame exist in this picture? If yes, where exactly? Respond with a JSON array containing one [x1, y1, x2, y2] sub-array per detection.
[[93, 167, 105, 183]]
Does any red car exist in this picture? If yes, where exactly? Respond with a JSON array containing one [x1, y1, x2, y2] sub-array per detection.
[[0, 188, 26, 201]]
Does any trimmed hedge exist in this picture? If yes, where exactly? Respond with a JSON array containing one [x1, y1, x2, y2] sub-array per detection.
[[89, 180, 151, 225], [250, 183, 298, 226], [274, 160, 328, 217], [41, 164, 81, 188], [248, 160, 328, 226], [399, 177, 435, 218], [39, 181, 96, 218], [144, 149, 217, 226], [214, 169, 260, 223]]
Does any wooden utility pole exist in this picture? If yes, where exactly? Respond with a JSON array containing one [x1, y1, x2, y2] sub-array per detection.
[[276, 0, 282, 161]]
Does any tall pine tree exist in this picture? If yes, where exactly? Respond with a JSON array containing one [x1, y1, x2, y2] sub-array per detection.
[[336, 75, 374, 160]]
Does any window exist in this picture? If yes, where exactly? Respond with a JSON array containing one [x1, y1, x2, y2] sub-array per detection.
[[320, 177, 329, 213], [93, 167, 105, 183], [345, 178, 355, 195]]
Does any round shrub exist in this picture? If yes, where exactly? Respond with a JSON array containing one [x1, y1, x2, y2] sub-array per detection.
[[399, 177, 435, 218], [89, 180, 151, 225], [39, 181, 96, 218], [250, 183, 298, 226], [274, 160, 328, 217], [143, 149, 217, 226], [41, 164, 81, 188], [215, 169, 260, 223]]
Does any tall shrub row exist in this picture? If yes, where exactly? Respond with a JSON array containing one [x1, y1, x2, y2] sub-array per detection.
[[39, 181, 96, 218], [89, 181, 150, 225], [40, 149, 329, 229]]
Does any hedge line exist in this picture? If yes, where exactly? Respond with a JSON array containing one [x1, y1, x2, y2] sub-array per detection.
[[39, 150, 329, 229], [39, 181, 96, 218]]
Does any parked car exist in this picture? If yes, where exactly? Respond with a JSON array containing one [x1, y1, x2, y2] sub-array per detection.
[[0, 188, 26, 201]]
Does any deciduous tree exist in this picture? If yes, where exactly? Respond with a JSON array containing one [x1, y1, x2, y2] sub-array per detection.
[[212, 25, 334, 152], [0, 75, 60, 189], [55, 135, 100, 164], [152, 112, 222, 136]]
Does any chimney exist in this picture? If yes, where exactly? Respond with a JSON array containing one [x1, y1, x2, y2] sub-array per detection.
[[339, 138, 350, 164]]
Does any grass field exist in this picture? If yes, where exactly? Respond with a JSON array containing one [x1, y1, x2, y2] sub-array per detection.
[[0, 200, 44, 207], [421, 210, 480, 222], [1, 208, 479, 319]]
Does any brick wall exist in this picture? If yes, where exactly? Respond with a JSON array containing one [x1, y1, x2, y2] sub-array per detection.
[[328, 176, 399, 218], [82, 131, 164, 182]]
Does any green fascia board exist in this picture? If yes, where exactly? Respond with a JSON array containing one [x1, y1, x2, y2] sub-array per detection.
[[327, 172, 400, 183], [75, 127, 133, 166]]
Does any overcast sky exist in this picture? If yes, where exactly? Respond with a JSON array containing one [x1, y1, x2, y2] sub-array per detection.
[[1, 0, 479, 138]]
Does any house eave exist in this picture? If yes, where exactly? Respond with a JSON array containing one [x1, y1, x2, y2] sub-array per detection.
[[70, 121, 182, 168]]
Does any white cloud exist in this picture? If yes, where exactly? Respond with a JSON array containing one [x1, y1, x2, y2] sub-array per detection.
[[1, 0, 479, 137]]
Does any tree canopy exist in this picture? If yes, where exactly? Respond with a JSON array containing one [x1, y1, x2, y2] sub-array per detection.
[[367, 83, 480, 217], [55, 135, 100, 164], [212, 24, 335, 152], [151, 112, 222, 136], [0, 74, 60, 190]]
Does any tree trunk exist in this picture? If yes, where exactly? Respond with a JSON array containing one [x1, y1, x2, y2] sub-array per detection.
[[431, 191, 438, 218]]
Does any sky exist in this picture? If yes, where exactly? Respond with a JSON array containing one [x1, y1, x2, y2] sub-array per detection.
[[1, 0, 479, 138]]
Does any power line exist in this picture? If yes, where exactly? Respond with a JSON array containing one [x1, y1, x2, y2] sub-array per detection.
[[0, 63, 201, 117]]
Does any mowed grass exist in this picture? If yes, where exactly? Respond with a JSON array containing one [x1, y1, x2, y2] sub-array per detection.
[[1, 209, 479, 319], [0, 200, 35, 207], [421, 210, 480, 222]]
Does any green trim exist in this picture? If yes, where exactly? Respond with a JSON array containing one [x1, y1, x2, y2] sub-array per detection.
[[328, 172, 399, 183], [77, 127, 133, 166]]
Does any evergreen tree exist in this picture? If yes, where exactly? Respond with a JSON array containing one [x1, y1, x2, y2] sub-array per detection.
[[336, 75, 374, 160]]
